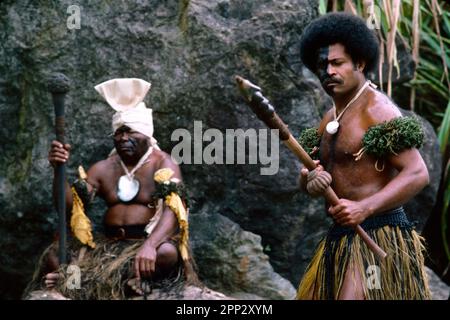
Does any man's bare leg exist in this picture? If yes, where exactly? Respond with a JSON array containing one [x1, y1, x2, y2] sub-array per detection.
[[152, 242, 179, 279], [338, 262, 365, 300]]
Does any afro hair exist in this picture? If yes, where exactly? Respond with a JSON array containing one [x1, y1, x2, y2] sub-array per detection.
[[299, 12, 380, 76]]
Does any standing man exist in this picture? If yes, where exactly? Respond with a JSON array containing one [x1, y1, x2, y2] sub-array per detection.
[[296, 13, 430, 299], [25, 78, 197, 299]]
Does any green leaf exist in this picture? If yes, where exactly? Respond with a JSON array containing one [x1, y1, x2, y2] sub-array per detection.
[[441, 160, 450, 261], [437, 101, 450, 154], [319, 0, 327, 15]]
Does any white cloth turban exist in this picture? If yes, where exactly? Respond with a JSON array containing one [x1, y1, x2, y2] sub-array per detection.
[[94, 78, 159, 148]]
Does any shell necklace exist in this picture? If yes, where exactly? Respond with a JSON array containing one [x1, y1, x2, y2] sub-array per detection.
[[117, 146, 153, 202], [326, 80, 373, 135]]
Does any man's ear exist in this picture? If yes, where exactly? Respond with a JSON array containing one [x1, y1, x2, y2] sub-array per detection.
[[356, 61, 366, 72]]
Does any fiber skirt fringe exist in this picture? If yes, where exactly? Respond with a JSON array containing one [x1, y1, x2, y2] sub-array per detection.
[[296, 207, 431, 300], [24, 236, 184, 300]]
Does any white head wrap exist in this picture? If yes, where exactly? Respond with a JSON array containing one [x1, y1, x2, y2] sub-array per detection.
[[94, 78, 159, 149]]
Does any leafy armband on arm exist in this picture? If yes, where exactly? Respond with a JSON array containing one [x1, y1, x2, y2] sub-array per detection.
[[72, 166, 97, 208], [152, 168, 189, 207], [354, 116, 424, 160], [298, 127, 321, 160]]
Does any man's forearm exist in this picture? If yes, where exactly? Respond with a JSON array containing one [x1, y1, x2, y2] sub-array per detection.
[[145, 207, 179, 248]]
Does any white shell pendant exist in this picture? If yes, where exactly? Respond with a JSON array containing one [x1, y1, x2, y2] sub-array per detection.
[[326, 121, 340, 135], [117, 175, 140, 202]]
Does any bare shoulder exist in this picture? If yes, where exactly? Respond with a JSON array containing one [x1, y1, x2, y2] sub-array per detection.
[[152, 149, 182, 179], [151, 149, 172, 166], [88, 157, 115, 173], [363, 89, 402, 126], [85, 157, 115, 187]]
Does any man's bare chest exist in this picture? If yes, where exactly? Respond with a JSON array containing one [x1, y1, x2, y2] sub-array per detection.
[[99, 162, 158, 205], [320, 119, 366, 165]]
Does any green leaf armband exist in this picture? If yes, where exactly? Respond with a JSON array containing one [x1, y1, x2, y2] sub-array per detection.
[[353, 116, 424, 170], [298, 127, 321, 160], [152, 168, 190, 207], [72, 166, 96, 208]]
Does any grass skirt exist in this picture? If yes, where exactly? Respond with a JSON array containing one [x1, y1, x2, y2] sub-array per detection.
[[297, 207, 431, 300], [23, 235, 185, 300]]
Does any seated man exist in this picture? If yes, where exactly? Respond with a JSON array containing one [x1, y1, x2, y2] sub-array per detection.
[[24, 78, 197, 299]]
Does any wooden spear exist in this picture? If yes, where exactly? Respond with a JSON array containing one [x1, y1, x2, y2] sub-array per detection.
[[235, 75, 387, 260]]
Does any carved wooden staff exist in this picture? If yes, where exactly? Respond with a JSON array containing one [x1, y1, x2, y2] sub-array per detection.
[[235, 75, 387, 260], [48, 73, 70, 264]]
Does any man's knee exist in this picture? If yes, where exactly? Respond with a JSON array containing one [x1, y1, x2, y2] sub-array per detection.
[[156, 242, 178, 269]]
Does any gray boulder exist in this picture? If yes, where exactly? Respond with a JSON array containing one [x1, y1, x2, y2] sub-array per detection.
[[190, 211, 296, 299], [426, 267, 450, 300]]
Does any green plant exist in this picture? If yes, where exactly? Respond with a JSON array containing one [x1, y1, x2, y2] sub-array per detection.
[[437, 101, 450, 261]]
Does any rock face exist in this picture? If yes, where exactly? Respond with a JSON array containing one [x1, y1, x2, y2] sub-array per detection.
[[426, 267, 450, 300], [190, 212, 296, 299], [0, 0, 441, 299]]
